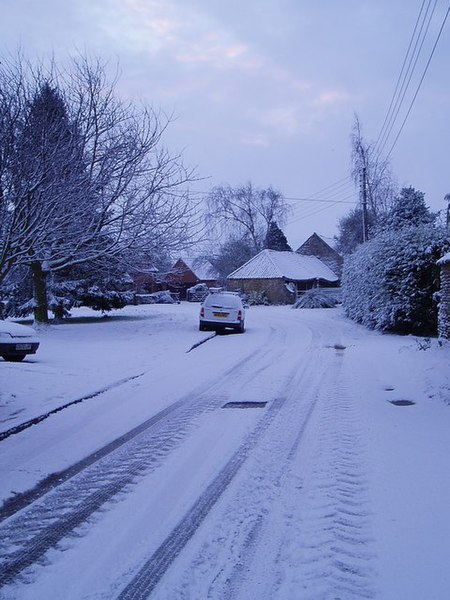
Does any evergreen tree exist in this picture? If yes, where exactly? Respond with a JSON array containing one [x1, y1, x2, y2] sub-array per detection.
[[0, 56, 200, 322], [265, 221, 291, 251], [13, 82, 90, 322], [380, 186, 436, 231]]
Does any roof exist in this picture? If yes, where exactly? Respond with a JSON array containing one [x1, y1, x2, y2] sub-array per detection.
[[437, 252, 450, 266], [178, 257, 220, 280], [227, 250, 339, 282], [296, 232, 338, 253]]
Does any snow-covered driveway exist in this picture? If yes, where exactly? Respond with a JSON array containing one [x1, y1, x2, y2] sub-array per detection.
[[1, 303, 450, 599]]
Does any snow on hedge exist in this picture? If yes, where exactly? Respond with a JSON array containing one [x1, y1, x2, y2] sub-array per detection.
[[342, 225, 450, 335], [292, 289, 339, 309]]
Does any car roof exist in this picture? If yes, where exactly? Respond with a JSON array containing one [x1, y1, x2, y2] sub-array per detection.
[[204, 292, 243, 305], [0, 320, 38, 335]]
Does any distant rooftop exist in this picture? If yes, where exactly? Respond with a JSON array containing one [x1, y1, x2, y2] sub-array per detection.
[[228, 250, 339, 282], [179, 257, 220, 280]]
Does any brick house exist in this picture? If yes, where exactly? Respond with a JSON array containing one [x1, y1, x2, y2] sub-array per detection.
[[133, 266, 161, 294], [437, 252, 450, 339], [296, 232, 344, 278], [227, 249, 339, 304], [167, 258, 220, 300]]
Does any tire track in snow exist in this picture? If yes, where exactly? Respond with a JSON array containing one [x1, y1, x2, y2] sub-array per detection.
[[155, 322, 376, 600], [143, 323, 326, 600], [0, 372, 146, 441], [116, 398, 286, 600], [0, 325, 239, 442], [198, 347, 327, 600], [0, 325, 288, 589], [267, 350, 376, 600], [0, 325, 283, 523]]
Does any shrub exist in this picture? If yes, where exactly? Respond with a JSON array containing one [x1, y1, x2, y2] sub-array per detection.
[[292, 289, 339, 309], [343, 225, 450, 335], [241, 291, 270, 306]]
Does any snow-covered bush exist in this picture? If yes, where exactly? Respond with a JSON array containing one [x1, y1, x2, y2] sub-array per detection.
[[292, 289, 339, 309], [148, 291, 177, 304], [51, 278, 134, 314], [1, 269, 136, 318], [76, 287, 134, 312], [343, 225, 450, 335], [241, 291, 270, 306]]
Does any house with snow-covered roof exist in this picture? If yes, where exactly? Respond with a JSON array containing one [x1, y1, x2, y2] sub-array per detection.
[[167, 257, 220, 300], [227, 249, 339, 304], [437, 252, 450, 339], [296, 232, 344, 278]]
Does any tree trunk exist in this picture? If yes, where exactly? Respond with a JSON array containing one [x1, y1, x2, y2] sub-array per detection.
[[31, 261, 49, 323]]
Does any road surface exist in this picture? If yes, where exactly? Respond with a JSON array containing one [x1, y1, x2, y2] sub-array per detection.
[[1, 305, 448, 599]]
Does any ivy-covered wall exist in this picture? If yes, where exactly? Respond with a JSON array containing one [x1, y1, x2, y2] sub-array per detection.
[[438, 260, 450, 339]]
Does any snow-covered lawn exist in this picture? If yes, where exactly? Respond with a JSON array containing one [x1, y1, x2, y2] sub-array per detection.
[[1, 302, 450, 599]]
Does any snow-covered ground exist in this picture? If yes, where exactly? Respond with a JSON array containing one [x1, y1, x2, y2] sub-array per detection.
[[1, 302, 450, 599]]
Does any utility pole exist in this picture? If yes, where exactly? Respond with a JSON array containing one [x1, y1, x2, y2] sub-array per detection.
[[361, 167, 369, 242]]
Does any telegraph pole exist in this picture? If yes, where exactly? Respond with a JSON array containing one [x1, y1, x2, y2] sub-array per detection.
[[361, 167, 369, 242], [445, 193, 450, 229]]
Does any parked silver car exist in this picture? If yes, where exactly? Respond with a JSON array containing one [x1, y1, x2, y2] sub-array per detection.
[[0, 321, 40, 362], [199, 291, 245, 333]]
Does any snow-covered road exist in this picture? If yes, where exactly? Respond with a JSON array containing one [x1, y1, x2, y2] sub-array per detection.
[[1, 303, 450, 599]]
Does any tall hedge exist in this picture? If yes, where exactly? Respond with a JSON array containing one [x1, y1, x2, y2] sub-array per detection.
[[342, 225, 450, 335]]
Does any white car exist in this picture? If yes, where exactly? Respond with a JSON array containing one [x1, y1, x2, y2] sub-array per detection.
[[0, 320, 40, 362], [199, 291, 246, 333]]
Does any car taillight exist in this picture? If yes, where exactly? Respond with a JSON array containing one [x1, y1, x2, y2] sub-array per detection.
[[200, 307, 204, 318], [237, 310, 242, 321]]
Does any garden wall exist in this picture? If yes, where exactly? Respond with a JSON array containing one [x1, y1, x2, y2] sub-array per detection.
[[227, 278, 294, 304]]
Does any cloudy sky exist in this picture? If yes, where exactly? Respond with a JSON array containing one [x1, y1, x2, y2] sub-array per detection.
[[1, 0, 449, 248]]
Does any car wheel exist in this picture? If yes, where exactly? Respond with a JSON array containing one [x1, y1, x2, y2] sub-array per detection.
[[199, 323, 207, 331], [2, 354, 26, 362], [237, 322, 245, 333]]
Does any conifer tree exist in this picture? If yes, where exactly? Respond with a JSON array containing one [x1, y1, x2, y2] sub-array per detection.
[[0, 56, 200, 322], [13, 82, 88, 322], [265, 221, 291, 251]]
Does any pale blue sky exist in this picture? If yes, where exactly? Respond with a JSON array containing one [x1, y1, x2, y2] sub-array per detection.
[[1, 0, 449, 247]]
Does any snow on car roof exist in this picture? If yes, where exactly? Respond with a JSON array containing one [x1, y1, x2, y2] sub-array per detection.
[[227, 250, 339, 282], [0, 320, 38, 335]]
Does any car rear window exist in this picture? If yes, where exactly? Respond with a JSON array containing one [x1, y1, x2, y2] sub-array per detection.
[[204, 294, 242, 308]]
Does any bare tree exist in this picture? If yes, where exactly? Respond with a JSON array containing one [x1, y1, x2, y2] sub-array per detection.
[[0, 54, 201, 322], [351, 115, 397, 218], [206, 182, 288, 253]]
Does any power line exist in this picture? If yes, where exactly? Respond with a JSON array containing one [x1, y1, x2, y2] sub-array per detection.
[[374, 1, 448, 160], [288, 198, 358, 226], [190, 174, 358, 225], [298, 175, 353, 199], [190, 177, 356, 206], [289, 197, 356, 222], [285, 194, 355, 205], [386, 4, 450, 158], [375, 0, 428, 150], [375, 0, 437, 156]]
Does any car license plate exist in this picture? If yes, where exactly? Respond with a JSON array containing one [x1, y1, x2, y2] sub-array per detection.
[[16, 343, 31, 350], [213, 312, 229, 318]]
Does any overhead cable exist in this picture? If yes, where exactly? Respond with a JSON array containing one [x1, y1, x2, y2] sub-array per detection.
[[386, 4, 450, 158], [375, 0, 437, 156]]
